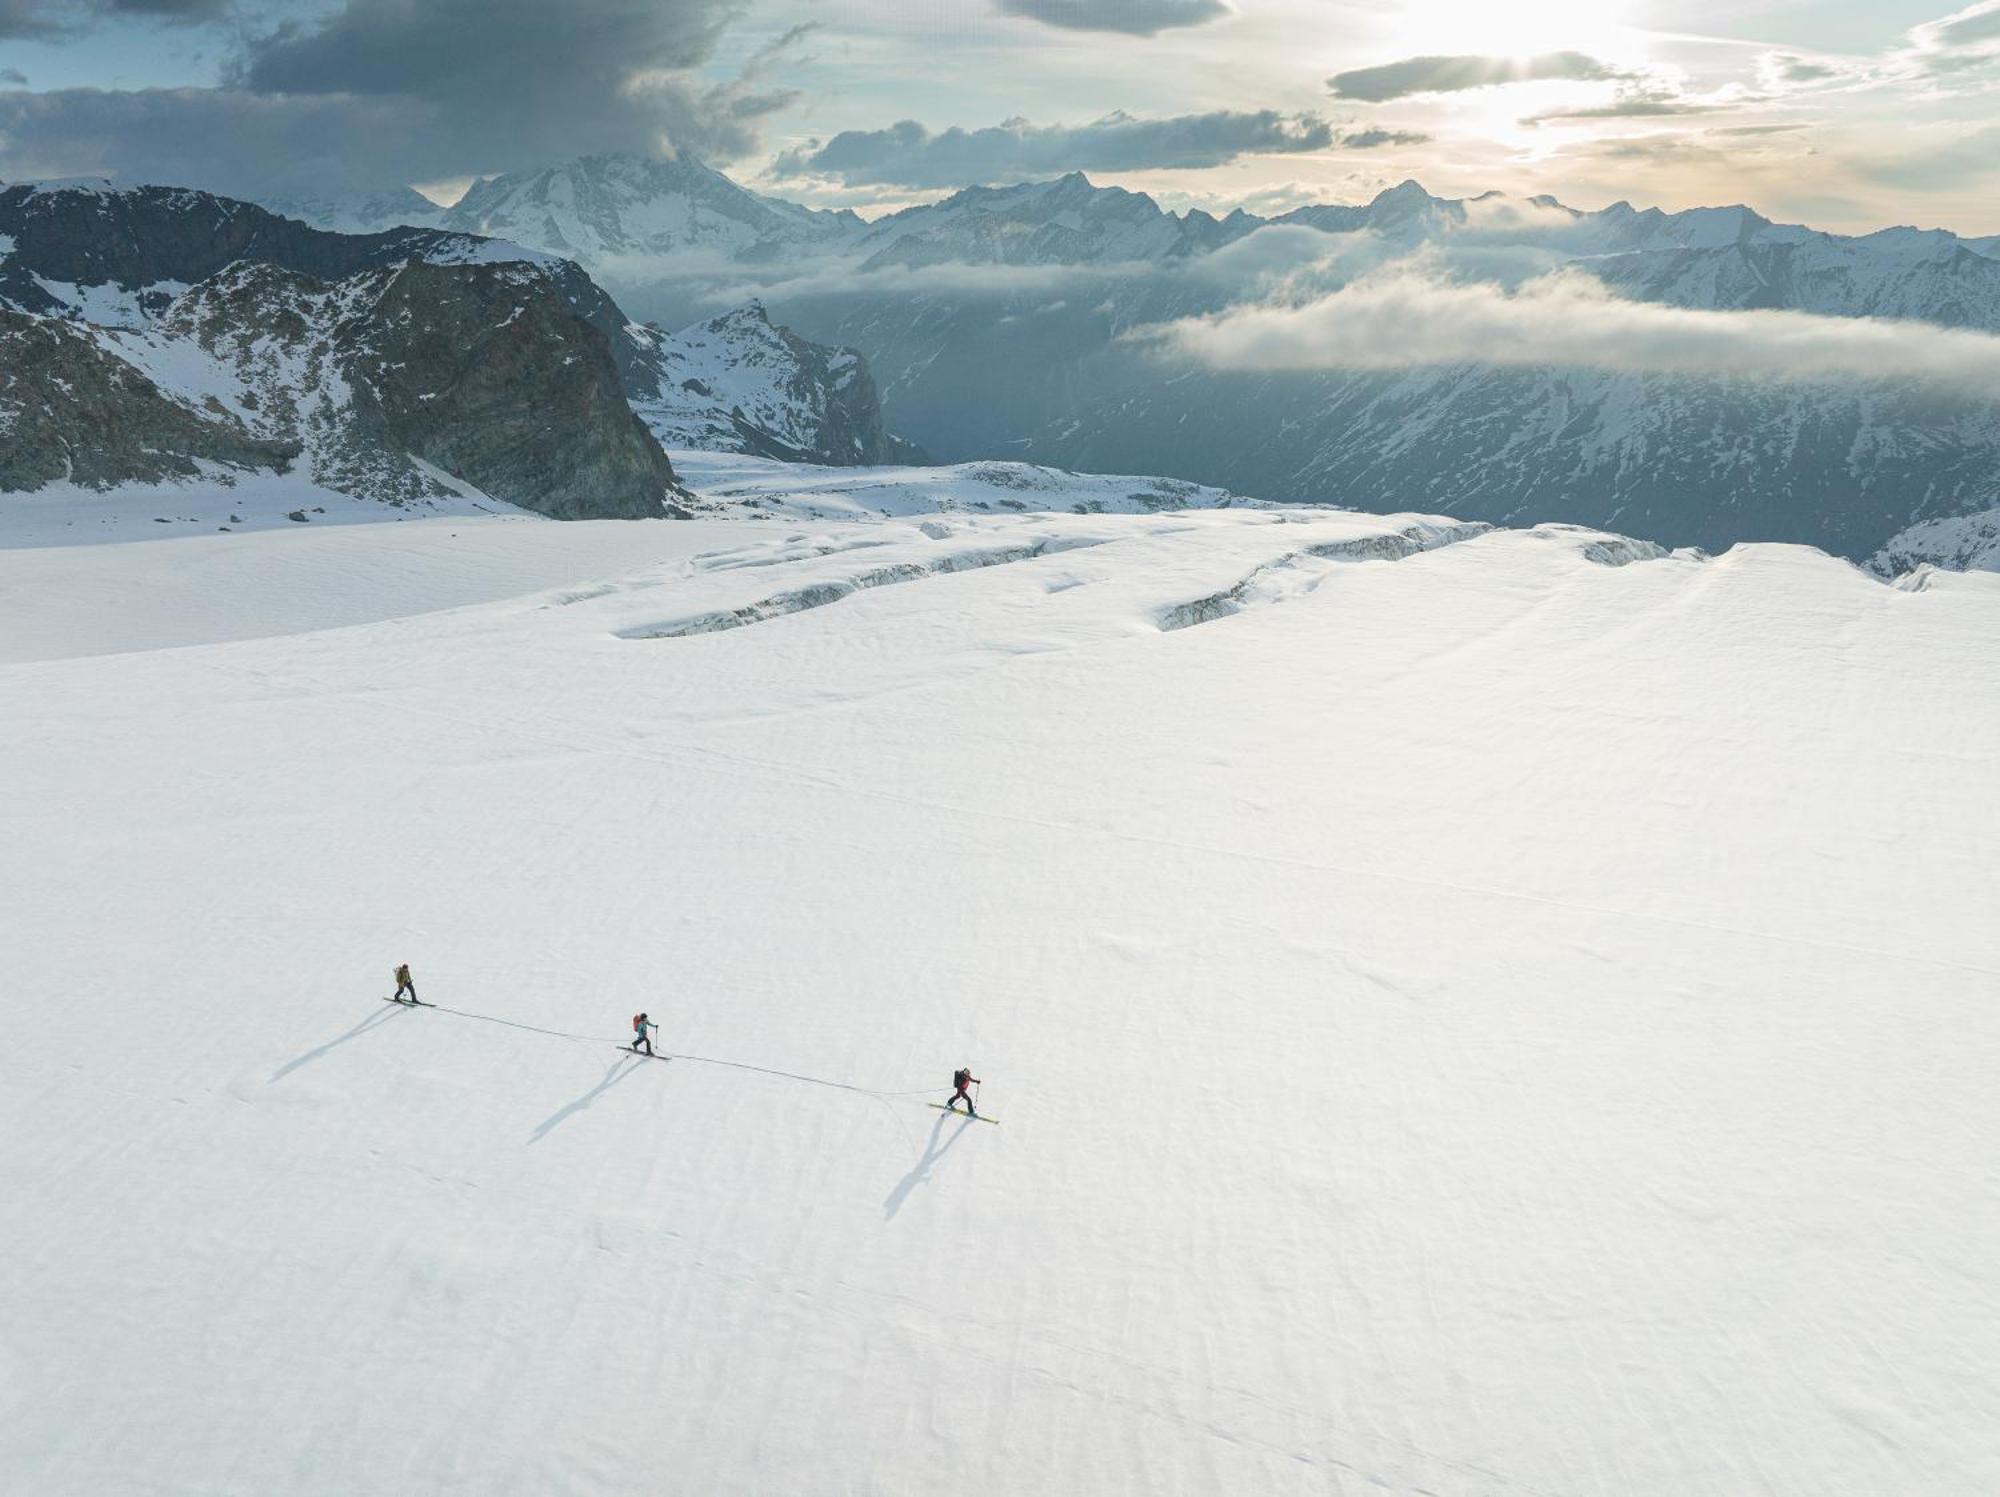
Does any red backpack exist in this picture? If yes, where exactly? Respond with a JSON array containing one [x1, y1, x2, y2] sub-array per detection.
[[632, 1014, 644, 1033]]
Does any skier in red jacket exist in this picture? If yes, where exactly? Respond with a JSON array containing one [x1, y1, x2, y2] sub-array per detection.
[[946, 1066, 980, 1117]]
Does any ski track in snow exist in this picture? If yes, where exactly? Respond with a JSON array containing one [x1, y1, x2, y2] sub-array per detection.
[[1, 497, 1996, 1496]]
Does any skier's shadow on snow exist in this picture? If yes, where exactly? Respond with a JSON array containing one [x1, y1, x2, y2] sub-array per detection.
[[530, 1055, 649, 1144], [269, 1003, 406, 1083], [882, 1111, 975, 1220]]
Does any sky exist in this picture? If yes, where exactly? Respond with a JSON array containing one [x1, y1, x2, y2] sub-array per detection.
[[0, 0, 1997, 234]]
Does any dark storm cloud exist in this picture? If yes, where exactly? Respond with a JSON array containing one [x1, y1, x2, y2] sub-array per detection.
[[1329, 52, 1626, 102], [771, 110, 1334, 188], [994, 0, 1229, 35], [0, 0, 221, 35], [0, 0, 789, 192], [106, 0, 226, 15], [0, 0, 63, 36], [232, 0, 756, 159], [236, 0, 731, 101], [0, 85, 426, 190]]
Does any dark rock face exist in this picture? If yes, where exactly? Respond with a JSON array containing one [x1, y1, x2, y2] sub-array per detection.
[[0, 308, 296, 490], [1, 187, 689, 518], [791, 328, 908, 468], [3, 181, 928, 505], [1, 182, 445, 312], [0, 182, 661, 407], [355, 262, 678, 520]]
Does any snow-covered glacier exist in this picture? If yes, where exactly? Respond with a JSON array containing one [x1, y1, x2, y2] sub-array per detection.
[[1, 483, 1995, 1495]]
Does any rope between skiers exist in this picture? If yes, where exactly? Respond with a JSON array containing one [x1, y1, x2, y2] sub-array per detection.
[[382, 964, 988, 1114], [406, 997, 941, 1098]]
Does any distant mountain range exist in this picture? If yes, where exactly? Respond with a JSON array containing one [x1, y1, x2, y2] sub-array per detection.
[[264, 153, 861, 263], [9, 156, 2000, 567], [769, 172, 2000, 562], [270, 152, 2000, 288], [243, 153, 2000, 563]]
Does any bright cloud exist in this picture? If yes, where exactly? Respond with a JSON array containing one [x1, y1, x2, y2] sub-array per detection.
[[1137, 262, 2000, 393], [1328, 51, 1626, 102]]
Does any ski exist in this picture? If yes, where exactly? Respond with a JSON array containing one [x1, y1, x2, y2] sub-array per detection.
[[382, 996, 433, 1007], [929, 1104, 1000, 1125], [618, 1046, 669, 1061]]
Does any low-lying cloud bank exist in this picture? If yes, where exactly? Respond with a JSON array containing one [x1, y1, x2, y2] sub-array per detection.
[[1136, 267, 2000, 392]]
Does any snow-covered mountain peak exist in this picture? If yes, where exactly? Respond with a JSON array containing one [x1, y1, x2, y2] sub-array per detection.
[[20, 177, 124, 198], [855, 171, 1221, 268], [901, 171, 1159, 226], [436, 151, 859, 264], [1661, 202, 1773, 248], [1369, 178, 1437, 211], [255, 185, 447, 235], [704, 297, 779, 332]]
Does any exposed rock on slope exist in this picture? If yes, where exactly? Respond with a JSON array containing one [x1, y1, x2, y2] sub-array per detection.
[[0, 307, 295, 491], [0, 180, 483, 317], [354, 261, 679, 519], [1870, 506, 2000, 576], [0, 180, 662, 409], [634, 302, 924, 466], [0, 196, 687, 518], [2, 179, 922, 502]]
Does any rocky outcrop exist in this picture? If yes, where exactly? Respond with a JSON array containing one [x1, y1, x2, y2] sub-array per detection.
[[3, 252, 686, 519], [634, 302, 925, 466], [0, 179, 920, 511], [0, 180, 662, 408], [1, 181, 455, 316], [1869, 506, 2000, 576], [353, 261, 678, 519], [0, 308, 295, 490]]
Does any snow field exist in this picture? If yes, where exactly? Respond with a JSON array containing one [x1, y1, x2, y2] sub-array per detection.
[[0, 505, 1996, 1495]]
